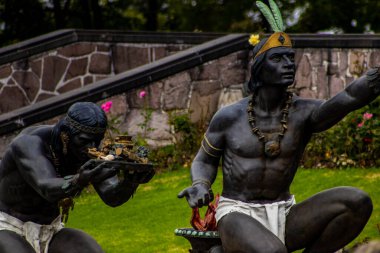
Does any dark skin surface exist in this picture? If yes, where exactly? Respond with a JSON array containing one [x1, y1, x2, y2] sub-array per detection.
[[179, 47, 374, 253], [0, 123, 146, 252]]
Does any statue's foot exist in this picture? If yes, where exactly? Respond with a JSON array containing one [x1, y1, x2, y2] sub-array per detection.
[[209, 245, 224, 253]]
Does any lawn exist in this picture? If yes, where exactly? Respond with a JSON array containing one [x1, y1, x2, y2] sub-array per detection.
[[66, 168, 380, 252]]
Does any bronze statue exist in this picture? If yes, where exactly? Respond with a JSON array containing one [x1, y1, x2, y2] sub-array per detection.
[[0, 102, 152, 253], [178, 1, 376, 252]]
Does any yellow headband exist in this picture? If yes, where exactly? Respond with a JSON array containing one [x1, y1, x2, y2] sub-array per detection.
[[254, 32, 292, 60]]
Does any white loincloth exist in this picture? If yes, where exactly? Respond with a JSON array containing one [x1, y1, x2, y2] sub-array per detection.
[[215, 195, 295, 243], [0, 211, 63, 253]]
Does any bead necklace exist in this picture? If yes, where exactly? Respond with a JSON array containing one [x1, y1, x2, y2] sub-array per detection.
[[247, 92, 293, 158]]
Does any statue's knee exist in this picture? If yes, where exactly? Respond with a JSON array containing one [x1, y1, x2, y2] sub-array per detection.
[[343, 187, 373, 217]]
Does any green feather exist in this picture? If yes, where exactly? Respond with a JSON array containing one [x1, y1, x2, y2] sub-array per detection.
[[268, 0, 284, 31], [256, 1, 280, 32]]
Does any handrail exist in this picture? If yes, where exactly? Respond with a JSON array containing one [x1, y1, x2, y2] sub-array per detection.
[[0, 33, 249, 135]]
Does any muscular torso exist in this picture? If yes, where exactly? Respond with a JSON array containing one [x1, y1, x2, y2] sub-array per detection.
[[0, 126, 76, 224], [217, 96, 315, 202]]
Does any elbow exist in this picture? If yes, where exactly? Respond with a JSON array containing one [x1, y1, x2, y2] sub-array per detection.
[[103, 196, 130, 207]]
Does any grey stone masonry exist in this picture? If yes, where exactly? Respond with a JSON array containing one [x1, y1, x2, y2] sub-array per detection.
[[2, 32, 380, 155]]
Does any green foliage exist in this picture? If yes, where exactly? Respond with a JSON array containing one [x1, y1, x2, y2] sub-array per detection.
[[148, 112, 204, 172], [256, 1, 281, 32], [66, 167, 380, 252], [303, 97, 380, 168]]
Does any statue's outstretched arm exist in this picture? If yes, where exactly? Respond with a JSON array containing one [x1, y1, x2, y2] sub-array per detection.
[[309, 67, 380, 133]]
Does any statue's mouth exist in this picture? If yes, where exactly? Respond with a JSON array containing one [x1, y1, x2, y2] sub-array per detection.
[[282, 71, 294, 78]]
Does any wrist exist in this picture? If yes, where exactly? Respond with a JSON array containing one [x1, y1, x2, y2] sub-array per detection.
[[61, 174, 84, 194], [192, 178, 211, 189], [366, 67, 380, 94]]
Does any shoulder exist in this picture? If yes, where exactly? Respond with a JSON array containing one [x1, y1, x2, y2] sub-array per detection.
[[10, 126, 52, 154], [291, 94, 325, 115], [209, 97, 248, 131], [213, 97, 248, 121]]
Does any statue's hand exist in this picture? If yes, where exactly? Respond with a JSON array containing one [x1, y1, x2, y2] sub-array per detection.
[[78, 160, 117, 185], [178, 183, 214, 208]]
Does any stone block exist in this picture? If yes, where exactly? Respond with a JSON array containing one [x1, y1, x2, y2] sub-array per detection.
[[64, 57, 88, 81], [218, 88, 243, 109], [189, 89, 221, 123], [0, 65, 12, 79], [97, 44, 110, 52], [315, 66, 329, 99], [163, 72, 191, 110], [84, 75, 94, 85], [153, 47, 167, 61], [192, 80, 221, 97], [42, 56, 69, 91], [218, 53, 237, 67], [99, 94, 128, 117], [338, 50, 349, 74], [89, 54, 111, 74], [309, 49, 328, 67], [113, 46, 149, 74], [30, 59, 42, 78], [196, 62, 219, 81], [327, 62, 339, 76], [58, 78, 82, 93], [349, 50, 367, 76], [369, 50, 380, 68], [0, 86, 29, 113], [58, 42, 95, 57], [36, 93, 56, 102], [294, 54, 312, 89], [294, 49, 304, 67], [145, 111, 172, 140], [221, 68, 246, 87], [12, 59, 29, 71], [12, 71, 40, 101], [126, 82, 162, 110], [329, 76, 345, 97]]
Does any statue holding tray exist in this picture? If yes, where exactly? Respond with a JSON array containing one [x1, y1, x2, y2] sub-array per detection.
[[0, 102, 154, 253]]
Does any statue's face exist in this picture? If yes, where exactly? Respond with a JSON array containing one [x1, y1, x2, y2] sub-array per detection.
[[68, 132, 104, 162], [257, 47, 295, 87]]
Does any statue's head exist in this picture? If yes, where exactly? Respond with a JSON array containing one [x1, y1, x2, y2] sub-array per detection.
[[248, 32, 295, 93], [52, 102, 107, 162]]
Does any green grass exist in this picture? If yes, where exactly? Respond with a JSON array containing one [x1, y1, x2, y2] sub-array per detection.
[[66, 168, 380, 252]]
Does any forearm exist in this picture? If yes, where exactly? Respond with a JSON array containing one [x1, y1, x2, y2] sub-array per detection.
[[190, 155, 219, 189], [38, 175, 84, 202]]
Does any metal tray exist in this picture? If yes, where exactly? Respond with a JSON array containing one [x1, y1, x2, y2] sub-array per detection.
[[90, 159, 154, 184]]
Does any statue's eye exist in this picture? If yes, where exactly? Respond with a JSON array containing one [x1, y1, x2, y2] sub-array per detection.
[[271, 55, 281, 62]]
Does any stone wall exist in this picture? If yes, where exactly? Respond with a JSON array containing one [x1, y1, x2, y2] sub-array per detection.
[[0, 42, 191, 113], [1, 37, 380, 155]]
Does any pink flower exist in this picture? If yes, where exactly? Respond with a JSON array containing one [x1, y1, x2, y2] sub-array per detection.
[[139, 90, 147, 98], [357, 122, 364, 128], [101, 101, 113, 113], [363, 112, 373, 120]]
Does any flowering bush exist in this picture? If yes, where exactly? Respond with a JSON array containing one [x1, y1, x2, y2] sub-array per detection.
[[303, 97, 380, 168]]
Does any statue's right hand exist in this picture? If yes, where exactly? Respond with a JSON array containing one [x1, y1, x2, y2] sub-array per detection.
[[77, 160, 116, 186], [178, 184, 214, 208]]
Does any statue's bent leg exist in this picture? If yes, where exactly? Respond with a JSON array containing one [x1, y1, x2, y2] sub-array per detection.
[[218, 212, 287, 253], [285, 186, 372, 253], [0, 230, 35, 253], [48, 228, 104, 253]]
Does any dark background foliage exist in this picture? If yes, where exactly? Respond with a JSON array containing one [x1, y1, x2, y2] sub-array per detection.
[[1, 0, 380, 46]]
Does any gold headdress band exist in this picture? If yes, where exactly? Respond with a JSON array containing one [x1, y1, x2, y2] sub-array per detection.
[[249, 1, 292, 60], [254, 32, 292, 60], [65, 116, 106, 134]]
